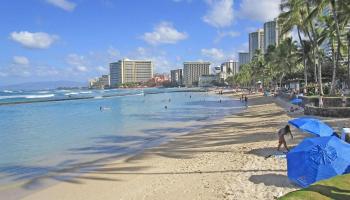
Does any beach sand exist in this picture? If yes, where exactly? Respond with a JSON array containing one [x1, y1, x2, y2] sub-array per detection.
[[21, 95, 348, 200]]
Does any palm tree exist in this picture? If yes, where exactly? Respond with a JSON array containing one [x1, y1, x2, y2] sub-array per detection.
[[310, 0, 350, 94], [264, 45, 278, 88], [279, 0, 311, 88], [233, 64, 252, 87], [250, 49, 265, 89], [319, 15, 339, 94], [268, 38, 299, 88]]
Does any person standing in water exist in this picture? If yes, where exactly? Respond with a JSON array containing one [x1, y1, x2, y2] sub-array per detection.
[[244, 96, 248, 107]]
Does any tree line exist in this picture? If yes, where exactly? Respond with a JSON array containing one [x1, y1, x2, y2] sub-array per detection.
[[230, 0, 350, 96]]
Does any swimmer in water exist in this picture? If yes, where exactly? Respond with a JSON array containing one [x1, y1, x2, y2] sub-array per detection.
[[164, 105, 168, 109]]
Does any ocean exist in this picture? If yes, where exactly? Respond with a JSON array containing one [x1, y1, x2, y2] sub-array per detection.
[[0, 88, 243, 198]]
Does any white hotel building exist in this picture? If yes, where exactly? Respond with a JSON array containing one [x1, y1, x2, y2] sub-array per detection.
[[109, 59, 153, 87]]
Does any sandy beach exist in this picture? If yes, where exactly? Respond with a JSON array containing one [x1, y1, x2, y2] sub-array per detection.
[[20, 94, 349, 200]]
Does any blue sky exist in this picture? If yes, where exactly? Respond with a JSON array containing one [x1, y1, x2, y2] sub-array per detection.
[[0, 0, 281, 85]]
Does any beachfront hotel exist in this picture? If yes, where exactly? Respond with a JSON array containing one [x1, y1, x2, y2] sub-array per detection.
[[170, 69, 183, 86], [238, 52, 250, 67], [109, 59, 153, 87], [249, 29, 264, 60], [183, 62, 210, 87]]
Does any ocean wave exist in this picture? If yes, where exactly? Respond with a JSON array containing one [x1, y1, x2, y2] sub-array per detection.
[[80, 91, 92, 94], [0, 94, 54, 100], [2, 90, 13, 93], [0, 95, 24, 100], [94, 96, 103, 99], [64, 92, 79, 96], [25, 94, 55, 99], [37, 91, 50, 94]]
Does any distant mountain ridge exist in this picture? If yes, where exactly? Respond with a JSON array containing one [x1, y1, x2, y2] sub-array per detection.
[[0, 81, 86, 91]]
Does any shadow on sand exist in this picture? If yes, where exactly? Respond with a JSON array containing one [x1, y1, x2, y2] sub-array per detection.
[[0, 96, 293, 193], [249, 174, 297, 188]]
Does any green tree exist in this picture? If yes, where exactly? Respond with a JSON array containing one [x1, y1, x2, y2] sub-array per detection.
[[279, 0, 311, 88]]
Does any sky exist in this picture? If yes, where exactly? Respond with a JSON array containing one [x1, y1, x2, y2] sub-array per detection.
[[0, 0, 282, 85]]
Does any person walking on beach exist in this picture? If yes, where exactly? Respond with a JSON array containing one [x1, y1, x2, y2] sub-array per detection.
[[277, 125, 293, 152]]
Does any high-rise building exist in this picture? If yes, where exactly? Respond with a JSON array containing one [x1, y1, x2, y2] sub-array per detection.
[[109, 59, 153, 87], [183, 62, 210, 87], [238, 52, 250, 67], [170, 69, 183, 86], [264, 20, 279, 52], [249, 29, 264, 60], [220, 60, 239, 80]]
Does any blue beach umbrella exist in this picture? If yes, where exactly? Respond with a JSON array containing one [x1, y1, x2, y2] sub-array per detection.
[[290, 98, 302, 104], [287, 136, 350, 187], [288, 117, 334, 137]]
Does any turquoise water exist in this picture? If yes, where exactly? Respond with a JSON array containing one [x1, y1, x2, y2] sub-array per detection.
[[0, 88, 243, 197]]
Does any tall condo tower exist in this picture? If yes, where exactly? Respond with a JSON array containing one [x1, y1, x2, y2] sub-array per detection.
[[249, 29, 264, 60]]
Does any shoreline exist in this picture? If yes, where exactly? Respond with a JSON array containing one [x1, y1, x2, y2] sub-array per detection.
[[0, 91, 242, 200], [19, 94, 306, 200]]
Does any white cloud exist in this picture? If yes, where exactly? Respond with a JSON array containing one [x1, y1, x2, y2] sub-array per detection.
[[201, 48, 225, 60], [13, 56, 30, 65], [96, 66, 108, 73], [142, 22, 188, 45], [214, 30, 240, 43], [76, 66, 88, 72], [66, 54, 89, 72], [46, 0, 76, 11], [238, 0, 280, 22], [10, 31, 58, 49], [129, 47, 173, 72], [202, 0, 234, 28]]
